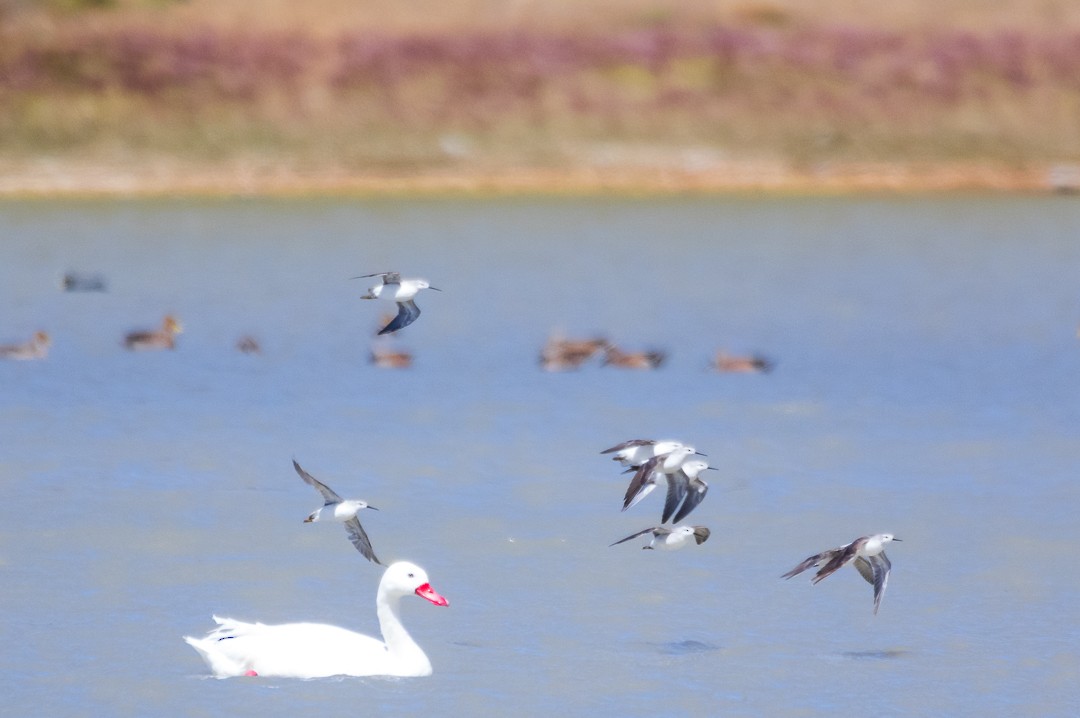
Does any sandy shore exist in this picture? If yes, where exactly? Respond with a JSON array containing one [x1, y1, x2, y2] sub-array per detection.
[[0, 159, 1074, 198]]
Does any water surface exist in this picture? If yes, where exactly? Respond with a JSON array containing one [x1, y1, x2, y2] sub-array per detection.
[[1, 196, 1079, 716]]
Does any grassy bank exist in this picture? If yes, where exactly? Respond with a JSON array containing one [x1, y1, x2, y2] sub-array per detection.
[[2, 2, 1080, 194]]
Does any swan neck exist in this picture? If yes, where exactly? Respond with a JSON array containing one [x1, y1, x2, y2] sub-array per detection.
[[376, 592, 429, 671]]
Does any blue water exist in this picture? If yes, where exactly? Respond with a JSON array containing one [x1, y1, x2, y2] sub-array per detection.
[[1, 195, 1079, 716]]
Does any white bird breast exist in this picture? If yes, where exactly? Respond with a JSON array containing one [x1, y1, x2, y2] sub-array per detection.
[[387, 282, 423, 301], [656, 533, 688, 550], [332, 502, 365, 520]]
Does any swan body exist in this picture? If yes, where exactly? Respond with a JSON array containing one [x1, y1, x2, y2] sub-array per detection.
[[184, 561, 448, 678]]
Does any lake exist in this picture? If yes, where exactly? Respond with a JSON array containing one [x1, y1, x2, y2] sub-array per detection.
[[1, 195, 1079, 716]]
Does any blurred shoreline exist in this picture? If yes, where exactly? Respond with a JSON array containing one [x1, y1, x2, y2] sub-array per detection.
[[0, 160, 1071, 197]]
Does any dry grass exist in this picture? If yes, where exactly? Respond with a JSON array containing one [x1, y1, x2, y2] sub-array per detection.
[[2, 0, 1080, 194], [29, 0, 1080, 34]]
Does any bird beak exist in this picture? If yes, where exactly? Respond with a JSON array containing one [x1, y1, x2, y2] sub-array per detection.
[[415, 583, 449, 606], [704, 466, 719, 471], [694, 451, 707, 456], [367, 505, 379, 511], [892, 538, 902, 541], [429, 286, 442, 291]]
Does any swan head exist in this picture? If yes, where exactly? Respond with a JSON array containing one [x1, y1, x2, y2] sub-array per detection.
[[383, 561, 449, 607]]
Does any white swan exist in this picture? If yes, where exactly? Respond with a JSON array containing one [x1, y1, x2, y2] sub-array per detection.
[[184, 561, 449, 678]]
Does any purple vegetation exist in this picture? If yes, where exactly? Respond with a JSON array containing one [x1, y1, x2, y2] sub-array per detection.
[[2, 24, 1079, 122]]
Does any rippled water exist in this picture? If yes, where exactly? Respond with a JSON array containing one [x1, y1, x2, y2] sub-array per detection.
[[2, 196, 1079, 716]]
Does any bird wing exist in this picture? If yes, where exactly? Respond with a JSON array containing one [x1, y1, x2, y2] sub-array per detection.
[[343, 515, 381, 565], [292, 460, 342, 504], [671, 477, 709, 524], [622, 456, 661, 511], [600, 439, 654, 454], [354, 271, 400, 283], [862, 552, 891, 615], [812, 541, 860, 584], [692, 527, 711, 545], [377, 300, 421, 335], [782, 547, 843, 580], [853, 555, 874, 585], [662, 469, 689, 524], [609, 527, 663, 547]]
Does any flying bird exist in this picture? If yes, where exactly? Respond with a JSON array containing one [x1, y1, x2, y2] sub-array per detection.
[[782, 533, 901, 614], [356, 271, 440, 335], [661, 459, 715, 524], [621, 449, 710, 517], [600, 439, 688, 468], [609, 525, 711, 551], [293, 459, 381, 565]]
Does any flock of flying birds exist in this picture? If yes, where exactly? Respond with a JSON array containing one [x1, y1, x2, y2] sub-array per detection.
[[598, 438, 901, 615], [294, 427, 900, 615], [13, 268, 900, 614]]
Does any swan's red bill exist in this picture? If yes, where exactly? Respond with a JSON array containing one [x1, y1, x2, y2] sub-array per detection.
[[415, 583, 449, 606]]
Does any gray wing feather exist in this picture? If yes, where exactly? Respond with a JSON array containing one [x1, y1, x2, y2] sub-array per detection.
[[782, 551, 828, 579], [671, 478, 709, 523], [868, 552, 891, 614], [692, 527, 711, 545], [609, 526, 665, 547], [601, 439, 654, 454], [378, 300, 420, 335], [354, 271, 401, 283], [343, 516, 382, 565], [812, 543, 858, 584], [662, 470, 689, 524], [853, 556, 874, 585], [293, 460, 342, 504], [782, 547, 844, 580], [622, 456, 661, 511]]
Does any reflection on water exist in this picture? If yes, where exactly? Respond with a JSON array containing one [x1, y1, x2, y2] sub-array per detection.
[[2, 196, 1080, 715], [841, 650, 911, 661], [654, 640, 721, 655]]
